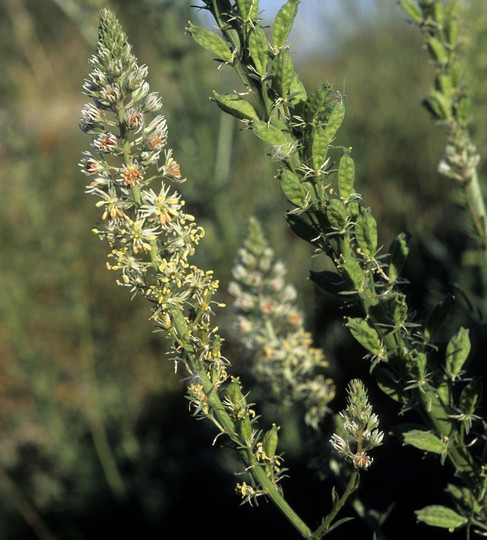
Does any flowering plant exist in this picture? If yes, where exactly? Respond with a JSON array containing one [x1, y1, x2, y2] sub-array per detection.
[[79, 1, 487, 538]]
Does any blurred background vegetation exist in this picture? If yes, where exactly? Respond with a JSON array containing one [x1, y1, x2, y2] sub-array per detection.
[[0, 0, 486, 538]]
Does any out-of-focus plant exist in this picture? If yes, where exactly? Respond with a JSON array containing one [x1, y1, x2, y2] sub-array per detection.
[[185, 0, 487, 536], [229, 217, 334, 430]]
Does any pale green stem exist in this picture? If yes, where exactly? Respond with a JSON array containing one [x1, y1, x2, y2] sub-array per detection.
[[313, 471, 359, 538]]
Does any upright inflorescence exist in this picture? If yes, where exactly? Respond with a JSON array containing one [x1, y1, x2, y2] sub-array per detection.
[[79, 9, 295, 514], [229, 218, 335, 429], [329, 379, 384, 471]]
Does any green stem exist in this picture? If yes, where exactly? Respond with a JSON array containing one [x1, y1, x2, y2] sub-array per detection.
[[313, 471, 359, 538]]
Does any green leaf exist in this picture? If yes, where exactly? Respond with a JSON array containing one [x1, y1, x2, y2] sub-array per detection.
[[424, 294, 455, 342], [388, 230, 410, 282], [249, 26, 268, 77], [309, 270, 350, 296], [286, 213, 317, 244], [279, 169, 306, 206], [459, 377, 482, 416], [424, 90, 451, 120], [415, 506, 467, 529], [375, 369, 407, 402], [271, 48, 294, 98], [445, 327, 470, 378], [403, 430, 446, 454], [397, 0, 423, 22], [427, 36, 449, 66], [346, 318, 382, 355], [340, 260, 364, 290], [186, 22, 233, 63], [355, 210, 377, 257], [272, 0, 299, 49], [212, 92, 258, 120], [252, 120, 290, 146], [338, 149, 355, 198], [237, 0, 259, 20], [289, 74, 307, 106]]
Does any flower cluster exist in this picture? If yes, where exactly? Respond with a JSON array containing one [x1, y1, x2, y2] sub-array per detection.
[[80, 9, 289, 508], [80, 9, 218, 363], [229, 218, 335, 429], [329, 379, 384, 470]]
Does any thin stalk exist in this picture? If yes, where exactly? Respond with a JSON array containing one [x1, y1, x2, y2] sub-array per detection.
[[313, 471, 359, 538]]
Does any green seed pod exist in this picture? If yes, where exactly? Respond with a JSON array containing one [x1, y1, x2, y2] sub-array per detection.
[[271, 48, 294, 99], [289, 74, 307, 106], [327, 198, 348, 230], [397, 0, 423, 23], [226, 377, 246, 407], [311, 126, 329, 171], [346, 317, 382, 355], [347, 200, 360, 220], [388, 230, 410, 282], [279, 169, 306, 206], [212, 91, 258, 120], [340, 260, 365, 290], [322, 101, 345, 142], [186, 22, 234, 63], [338, 149, 355, 198], [239, 414, 253, 441], [355, 210, 377, 257], [263, 424, 279, 458], [272, 0, 300, 50], [252, 120, 290, 146], [237, 0, 259, 21], [445, 327, 470, 378], [249, 26, 268, 78], [426, 36, 449, 66], [304, 83, 332, 124], [425, 90, 451, 120]]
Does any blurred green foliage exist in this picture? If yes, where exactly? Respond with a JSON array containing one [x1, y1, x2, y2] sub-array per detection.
[[0, 0, 486, 538]]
